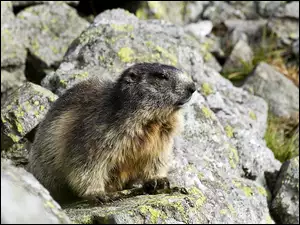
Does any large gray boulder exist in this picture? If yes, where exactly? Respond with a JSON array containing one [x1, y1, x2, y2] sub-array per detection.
[[1, 82, 58, 150], [270, 157, 299, 224], [1, 159, 71, 224], [222, 39, 254, 75], [16, 2, 89, 81], [243, 62, 299, 118], [41, 9, 279, 223], [1, 1, 27, 98]]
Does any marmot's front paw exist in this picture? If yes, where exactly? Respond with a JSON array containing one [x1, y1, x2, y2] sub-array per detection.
[[143, 177, 170, 194]]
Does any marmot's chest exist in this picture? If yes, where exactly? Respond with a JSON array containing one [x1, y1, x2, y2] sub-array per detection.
[[106, 117, 178, 191]]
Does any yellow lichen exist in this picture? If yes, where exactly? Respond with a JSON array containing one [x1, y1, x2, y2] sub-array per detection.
[[229, 147, 239, 169], [201, 82, 213, 96], [118, 47, 135, 63], [225, 125, 234, 138], [249, 111, 257, 120], [201, 106, 212, 119]]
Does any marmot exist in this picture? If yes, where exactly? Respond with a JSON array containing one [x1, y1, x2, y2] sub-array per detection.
[[27, 62, 196, 204]]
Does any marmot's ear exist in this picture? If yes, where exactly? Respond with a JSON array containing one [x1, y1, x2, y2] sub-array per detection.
[[124, 70, 140, 83]]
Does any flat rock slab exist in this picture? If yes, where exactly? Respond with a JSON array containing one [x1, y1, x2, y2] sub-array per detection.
[[1, 159, 71, 224]]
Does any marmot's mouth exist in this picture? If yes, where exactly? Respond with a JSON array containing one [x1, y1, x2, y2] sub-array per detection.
[[176, 95, 192, 107]]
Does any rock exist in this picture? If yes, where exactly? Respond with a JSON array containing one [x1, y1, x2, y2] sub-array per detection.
[[1, 159, 71, 224], [65, 92, 275, 224], [257, 1, 285, 18], [16, 2, 89, 82], [270, 157, 299, 224], [1, 1, 27, 96], [41, 9, 279, 223], [202, 1, 246, 25], [199, 65, 281, 179], [243, 62, 299, 118], [223, 19, 267, 45], [12, 1, 79, 7], [275, 1, 299, 19], [1, 67, 26, 96], [184, 20, 213, 40], [222, 39, 254, 75], [41, 8, 205, 95], [1, 139, 30, 167], [227, 1, 259, 19], [267, 18, 299, 45], [1, 82, 58, 150], [135, 1, 210, 25]]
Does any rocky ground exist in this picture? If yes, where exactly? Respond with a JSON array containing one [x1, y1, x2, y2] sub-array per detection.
[[1, 1, 299, 224]]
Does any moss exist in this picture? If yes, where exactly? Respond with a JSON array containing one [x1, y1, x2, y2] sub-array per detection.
[[228, 147, 239, 169], [225, 125, 234, 138], [111, 24, 134, 32], [201, 106, 212, 119], [201, 82, 213, 96], [249, 111, 257, 120], [118, 47, 135, 63]]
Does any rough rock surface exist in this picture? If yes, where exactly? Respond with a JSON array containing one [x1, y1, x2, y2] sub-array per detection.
[[267, 18, 299, 45], [222, 39, 253, 75], [202, 1, 246, 25], [1, 82, 58, 150], [270, 157, 299, 224], [1, 1, 27, 97], [1, 139, 30, 167], [274, 1, 300, 19], [16, 2, 89, 80], [39, 9, 280, 223], [1, 159, 71, 224], [243, 62, 299, 118]]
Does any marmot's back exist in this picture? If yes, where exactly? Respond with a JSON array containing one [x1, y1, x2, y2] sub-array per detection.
[[28, 63, 196, 203]]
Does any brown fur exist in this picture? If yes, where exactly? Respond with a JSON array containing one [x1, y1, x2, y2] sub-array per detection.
[[27, 63, 195, 204]]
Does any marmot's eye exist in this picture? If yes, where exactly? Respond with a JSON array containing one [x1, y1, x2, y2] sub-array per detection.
[[152, 72, 169, 80]]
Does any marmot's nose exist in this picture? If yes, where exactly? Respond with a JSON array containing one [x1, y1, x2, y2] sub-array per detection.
[[187, 82, 196, 95]]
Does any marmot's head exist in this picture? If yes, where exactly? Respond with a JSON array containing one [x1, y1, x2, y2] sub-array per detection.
[[116, 62, 196, 111]]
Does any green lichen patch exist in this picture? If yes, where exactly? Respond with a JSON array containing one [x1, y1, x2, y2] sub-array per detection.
[[256, 186, 267, 197], [111, 24, 134, 32], [148, 1, 166, 19], [225, 125, 234, 138], [249, 111, 257, 120], [118, 47, 135, 63], [228, 147, 239, 169], [201, 82, 213, 96], [201, 106, 212, 119]]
